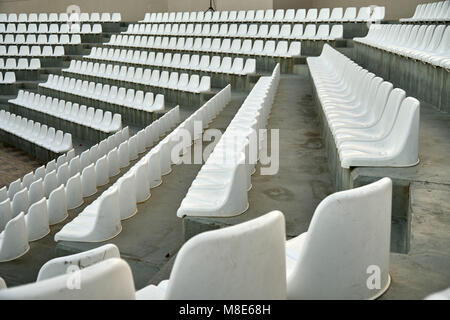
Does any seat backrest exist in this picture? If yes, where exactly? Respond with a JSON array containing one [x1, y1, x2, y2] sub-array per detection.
[[0, 258, 135, 299], [37, 244, 120, 281], [287, 178, 392, 300], [165, 211, 286, 299]]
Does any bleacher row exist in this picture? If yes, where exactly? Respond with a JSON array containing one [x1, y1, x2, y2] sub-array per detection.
[[38, 75, 165, 125], [178, 66, 279, 218], [0, 12, 121, 23], [9, 90, 122, 135], [0, 45, 64, 57], [81, 51, 256, 76], [0, 106, 179, 260], [105, 36, 302, 58], [308, 44, 420, 170], [0, 58, 40, 70], [0, 23, 102, 34], [0, 34, 81, 45], [63, 62, 211, 94], [355, 24, 450, 69], [0, 110, 73, 155], [55, 87, 230, 242], [140, 7, 385, 24], [122, 23, 344, 41], [401, 0, 450, 22], [0, 174, 393, 300]]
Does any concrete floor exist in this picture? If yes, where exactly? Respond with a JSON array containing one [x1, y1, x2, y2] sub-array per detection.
[[0, 66, 449, 299]]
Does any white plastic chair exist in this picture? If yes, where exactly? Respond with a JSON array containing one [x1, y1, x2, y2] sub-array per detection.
[[286, 178, 392, 300]]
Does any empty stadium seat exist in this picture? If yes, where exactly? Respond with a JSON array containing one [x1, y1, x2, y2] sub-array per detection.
[[0, 258, 135, 299], [37, 243, 120, 281]]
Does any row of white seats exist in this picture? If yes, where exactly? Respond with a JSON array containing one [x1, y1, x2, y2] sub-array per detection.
[[0, 175, 393, 300], [105, 36, 302, 58], [0, 23, 102, 34], [55, 86, 230, 242], [0, 45, 64, 56], [140, 7, 384, 24], [0, 149, 76, 204], [85, 49, 256, 76], [10, 90, 122, 133], [177, 66, 279, 218], [0, 71, 15, 83], [0, 125, 144, 260], [0, 58, 40, 70], [355, 24, 450, 70], [123, 23, 344, 41], [0, 33, 81, 45], [400, 1, 450, 22], [65, 61, 211, 94], [0, 13, 121, 23], [39, 74, 165, 113], [0, 111, 73, 154], [307, 44, 420, 168]]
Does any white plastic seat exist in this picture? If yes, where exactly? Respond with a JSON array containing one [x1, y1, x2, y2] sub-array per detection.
[[28, 178, 44, 205], [47, 184, 68, 225], [330, 8, 344, 21], [37, 243, 120, 281], [117, 172, 137, 220], [137, 211, 286, 300], [25, 198, 50, 242], [65, 173, 83, 210], [0, 258, 135, 299], [54, 186, 122, 243], [0, 213, 29, 262], [12, 188, 29, 218], [342, 7, 357, 22], [286, 178, 392, 299], [81, 164, 97, 197]]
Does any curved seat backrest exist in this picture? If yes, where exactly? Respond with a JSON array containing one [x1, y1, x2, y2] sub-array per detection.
[[165, 211, 287, 299], [37, 244, 120, 281], [287, 178, 392, 300], [0, 258, 135, 300]]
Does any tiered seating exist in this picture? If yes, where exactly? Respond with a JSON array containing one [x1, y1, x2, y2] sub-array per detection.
[[307, 44, 420, 168], [1, 177, 392, 299], [39, 74, 165, 115], [64, 61, 211, 94], [0, 33, 81, 44], [0, 116, 186, 260], [0, 71, 15, 83], [355, 24, 450, 70], [177, 66, 279, 218], [84, 49, 256, 76], [0, 12, 121, 23], [0, 58, 40, 70], [55, 86, 231, 242], [400, 1, 450, 22], [139, 8, 384, 23], [0, 23, 102, 34], [0, 44, 64, 56], [105, 35, 301, 58], [123, 23, 344, 41], [0, 110, 73, 155], [9, 90, 122, 136]]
